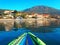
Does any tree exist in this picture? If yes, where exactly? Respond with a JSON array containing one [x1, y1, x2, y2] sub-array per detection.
[[21, 14, 26, 18], [12, 10, 17, 19]]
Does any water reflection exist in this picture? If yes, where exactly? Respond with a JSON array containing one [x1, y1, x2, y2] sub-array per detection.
[[0, 19, 60, 32], [0, 19, 60, 45], [0, 20, 14, 31], [0, 23, 5, 31]]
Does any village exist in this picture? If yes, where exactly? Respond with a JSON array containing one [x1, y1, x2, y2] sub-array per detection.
[[0, 10, 60, 21]]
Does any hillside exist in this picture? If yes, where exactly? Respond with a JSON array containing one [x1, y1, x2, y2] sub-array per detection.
[[23, 6, 60, 15]]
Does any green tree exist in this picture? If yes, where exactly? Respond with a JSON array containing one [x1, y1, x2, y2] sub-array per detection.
[[12, 10, 17, 19], [21, 14, 26, 18]]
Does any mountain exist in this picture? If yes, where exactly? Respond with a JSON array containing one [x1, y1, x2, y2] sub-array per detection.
[[23, 6, 60, 15]]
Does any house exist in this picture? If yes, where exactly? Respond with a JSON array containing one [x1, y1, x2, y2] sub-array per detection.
[[4, 11, 11, 14], [43, 13, 50, 18], [3, 14, 14, 19], [4, 10, 14, 15], [28, 15, 33, 18], [27, 13, 44, 19], [37, 15, 44, 19]]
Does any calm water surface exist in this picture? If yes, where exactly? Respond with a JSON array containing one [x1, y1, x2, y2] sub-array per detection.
[[0, 19, 60, 45]]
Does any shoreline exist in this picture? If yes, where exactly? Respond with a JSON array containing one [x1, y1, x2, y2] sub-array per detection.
[[0, 18, 58, 21]]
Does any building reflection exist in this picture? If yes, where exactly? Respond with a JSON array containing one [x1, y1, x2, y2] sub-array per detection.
[[0, 20, 14, 31], [0, 19, 60, 32]]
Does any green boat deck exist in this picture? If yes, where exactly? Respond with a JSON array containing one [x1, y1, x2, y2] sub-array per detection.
[[8, 32, 46, 45]]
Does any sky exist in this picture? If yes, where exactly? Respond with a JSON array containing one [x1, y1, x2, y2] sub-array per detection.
[[0, 0, 60, 11]]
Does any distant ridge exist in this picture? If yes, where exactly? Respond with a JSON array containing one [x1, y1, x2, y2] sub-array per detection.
[[23, 6, 60, 15]]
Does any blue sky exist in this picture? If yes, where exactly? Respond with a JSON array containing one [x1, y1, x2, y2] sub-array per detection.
[[0, 0, 60, 11]]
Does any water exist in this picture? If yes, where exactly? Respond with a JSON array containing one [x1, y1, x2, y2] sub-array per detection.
[[0, 19, 60, 45]]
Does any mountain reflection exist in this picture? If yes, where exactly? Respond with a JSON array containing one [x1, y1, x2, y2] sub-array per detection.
[[0, 19, 60, 32]]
